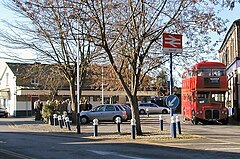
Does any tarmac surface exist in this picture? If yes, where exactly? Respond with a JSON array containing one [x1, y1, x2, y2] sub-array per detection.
[[7, 115, 202, 144], [2, 115, 240, 158]]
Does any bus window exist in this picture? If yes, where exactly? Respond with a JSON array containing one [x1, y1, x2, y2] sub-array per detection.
[[211, 93, 225, 102], [198, 69, 211, 76], [212, 69, 225, 76], [197, 92, 210, 103]]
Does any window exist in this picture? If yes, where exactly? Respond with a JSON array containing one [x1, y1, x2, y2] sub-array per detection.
[[211, 93, 225, 102], [198, 69, 211, 76], [94, 106, 105, 112], [31, 78, 39, 84], [105, 105, 115, 111], [3, 99, 6, 108], [115, 106, 120, 111], [212, 69, 225, 76], [197, 92, 210, 103], [150, 104, 158, 108], [6, 73, 9, 86], [143, 104, 150, 107]]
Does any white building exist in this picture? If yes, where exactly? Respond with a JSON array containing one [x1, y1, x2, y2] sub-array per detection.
[[219, 19, 240, 120], [0, 61, 159, 117]]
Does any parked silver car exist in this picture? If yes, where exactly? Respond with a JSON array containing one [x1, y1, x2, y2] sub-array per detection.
[[138, 102, 170, 114], [80, 104, 128, 124]]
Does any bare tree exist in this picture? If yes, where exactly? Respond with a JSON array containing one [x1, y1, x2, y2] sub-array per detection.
[[0, 0, 238, 135], [80, 0, 236, 135], [0, 0, 101, 121], [26, 63, 67, 101]]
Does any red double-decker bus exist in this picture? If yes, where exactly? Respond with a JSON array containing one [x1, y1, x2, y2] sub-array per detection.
[[181, 61, 228, 124]]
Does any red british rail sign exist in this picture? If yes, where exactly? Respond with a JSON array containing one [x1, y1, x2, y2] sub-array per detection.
[[163, 33, 182, 53]]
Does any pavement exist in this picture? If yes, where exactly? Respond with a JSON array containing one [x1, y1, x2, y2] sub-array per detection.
[[8, 115, 202, 145]]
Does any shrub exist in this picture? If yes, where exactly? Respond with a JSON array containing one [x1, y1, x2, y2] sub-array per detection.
[[42, 101, 57, 123]]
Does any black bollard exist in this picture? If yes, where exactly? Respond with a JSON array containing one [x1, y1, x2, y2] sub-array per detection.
[[159, 115, 163, 131], [65, 117, 71, 131], [65, 120, 68, 128], [170, 116, 176, 138], [131, 119, 136, 139], [62, 111, 67, 127], [176, 116, 181, 134], [67, 121, 71, 131], [146, 108, 149, 117], [77, 113, 81, 134], [93, 119, 98, 136], [116, 117, 121, 134], [62, 115, 65, 127], [58, 115, 63, 129], [53, 114, 58, 126]]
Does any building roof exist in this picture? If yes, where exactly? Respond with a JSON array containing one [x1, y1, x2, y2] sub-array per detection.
[[219, 19, 240, 52], [6, 62, 40, 75]]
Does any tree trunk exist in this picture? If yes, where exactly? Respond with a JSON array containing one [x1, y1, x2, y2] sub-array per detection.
[[69, 77, 77, 123], [129, 95, 142, 135]]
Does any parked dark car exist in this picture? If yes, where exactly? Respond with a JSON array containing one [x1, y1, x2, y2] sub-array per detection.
[[0, 106, 8, 118], [80, 104, 128, 124]]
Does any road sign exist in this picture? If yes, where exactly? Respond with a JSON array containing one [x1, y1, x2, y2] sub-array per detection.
[[163, 33, 182, 53], [166, 94, 179, 109]]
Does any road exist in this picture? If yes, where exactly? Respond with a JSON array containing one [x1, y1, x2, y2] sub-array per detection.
[[0, 117, 240, 159], [143, 114, 240, 153]]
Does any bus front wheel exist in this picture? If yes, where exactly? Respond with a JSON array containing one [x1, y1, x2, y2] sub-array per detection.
[[191, 111, 199, 125]]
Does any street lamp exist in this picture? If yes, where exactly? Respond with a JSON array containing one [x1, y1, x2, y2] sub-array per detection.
[[102, 65, 104, 104], [76, 19, 81, 134]]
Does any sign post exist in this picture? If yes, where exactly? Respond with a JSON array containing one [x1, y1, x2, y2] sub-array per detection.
[[163, 33, 182, 138], [163, 33, 182, 116]]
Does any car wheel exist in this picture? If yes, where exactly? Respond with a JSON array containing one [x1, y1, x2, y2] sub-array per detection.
[[114, 116, 122, 123], [80, 116, 89, 124], [139, 109, 146, 115], [162, 109, 168, 114]]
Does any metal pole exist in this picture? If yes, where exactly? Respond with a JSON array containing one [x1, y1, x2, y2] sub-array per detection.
[[76, 19, 81, 134], [101, 66, 104, 104], [170, 52, 173, 117]]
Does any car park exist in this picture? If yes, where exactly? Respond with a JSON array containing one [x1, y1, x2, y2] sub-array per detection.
[[0, 106, 8, 118], [80, 104, 128, 124], [138, 102, 170, 114]]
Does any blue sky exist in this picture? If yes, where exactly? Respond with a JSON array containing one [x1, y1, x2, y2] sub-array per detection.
[[213, 3, 240, 45], [0, 1, 239, 57], [0, 1, 239, 86]]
